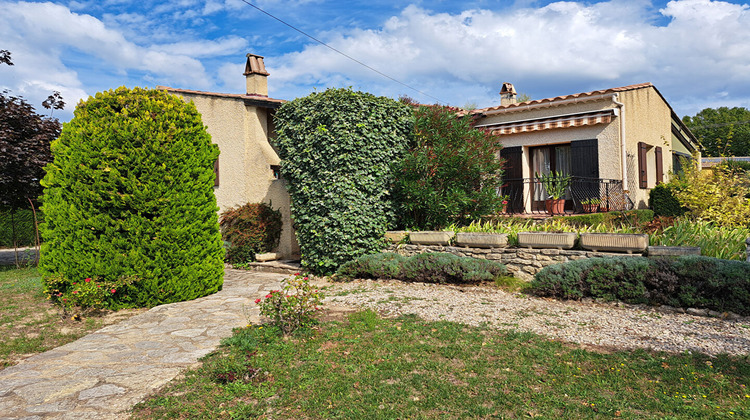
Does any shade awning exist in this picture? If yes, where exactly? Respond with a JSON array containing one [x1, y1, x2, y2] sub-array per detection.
[[476, 109, 616, 135]]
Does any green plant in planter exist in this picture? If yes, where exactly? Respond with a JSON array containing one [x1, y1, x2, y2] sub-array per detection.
[[581, 198, 601, 205], [536, 171, 571, 199]]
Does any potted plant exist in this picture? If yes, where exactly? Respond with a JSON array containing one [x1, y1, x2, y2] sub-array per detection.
[[536, 171, 571, 215], [581, 198, 601, 213]]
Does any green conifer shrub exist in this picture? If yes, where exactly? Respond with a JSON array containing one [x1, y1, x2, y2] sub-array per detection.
[[649, 183, 685, 217], [40, 87, 224, 307], [220, 202, 283, 264], [274, 88, 413, 275]]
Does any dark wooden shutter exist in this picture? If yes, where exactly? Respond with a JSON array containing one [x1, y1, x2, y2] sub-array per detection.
[[500, 146, 523, 212], [571, 139, 599, 178], [655, 146, 663, 184], [214, 158, 220, 187], [638, 142, 648, 188]]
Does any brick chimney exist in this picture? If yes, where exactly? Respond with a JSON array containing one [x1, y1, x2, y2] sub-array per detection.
[[244, 53, 270, 96], [499, 82, 517, 106]]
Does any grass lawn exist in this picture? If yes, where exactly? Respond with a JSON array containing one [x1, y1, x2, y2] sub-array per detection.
[[0, 266, 144, 368], [132, 309, 750, 419]]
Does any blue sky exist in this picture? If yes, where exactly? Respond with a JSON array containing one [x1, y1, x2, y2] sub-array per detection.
[[1, 0, 749, 122]]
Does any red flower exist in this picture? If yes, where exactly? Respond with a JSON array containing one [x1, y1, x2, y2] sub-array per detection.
[[72, 282, 77, 285], [97, 285, 101, 288], [265, 294, 272, 299], [63, 298, 67, 302], [85, 278, 91, 283], [110, 289, 116, 294], [303, 277, 309, 281], [254, 298, 261, 304], [72, 291, 78, 294], [295, 272, 300, 276]]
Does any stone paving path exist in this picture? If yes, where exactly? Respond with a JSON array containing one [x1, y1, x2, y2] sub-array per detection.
[[0, 269, 287, 419]]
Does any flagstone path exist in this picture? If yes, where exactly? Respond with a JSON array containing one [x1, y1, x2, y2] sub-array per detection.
[[0, 269, 287, 419]]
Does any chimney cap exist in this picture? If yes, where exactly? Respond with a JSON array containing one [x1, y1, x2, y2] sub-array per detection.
[[244, 53, 270, 76], [500, 83, 516, 96]]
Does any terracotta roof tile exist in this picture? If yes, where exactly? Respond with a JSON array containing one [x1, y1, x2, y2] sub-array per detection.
[[469, 82, 654, 115]]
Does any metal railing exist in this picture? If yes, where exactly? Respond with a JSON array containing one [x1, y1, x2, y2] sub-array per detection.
[[501, 177, 634, 215]]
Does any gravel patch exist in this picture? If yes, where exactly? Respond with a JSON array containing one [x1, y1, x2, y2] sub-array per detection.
[[325, 279, 750, 357]]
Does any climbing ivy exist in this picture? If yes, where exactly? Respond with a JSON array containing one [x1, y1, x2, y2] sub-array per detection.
[[274, 88, 413, 275]]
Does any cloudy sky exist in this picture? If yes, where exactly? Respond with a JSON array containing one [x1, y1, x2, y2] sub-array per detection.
[[1, 0, 749, 122]]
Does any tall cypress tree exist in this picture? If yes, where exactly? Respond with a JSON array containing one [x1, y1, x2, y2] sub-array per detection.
[[40, 87, 224, 307]]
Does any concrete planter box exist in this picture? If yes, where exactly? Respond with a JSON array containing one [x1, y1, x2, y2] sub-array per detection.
[[580, 233, 649, 254], [455, 232, 508, 249], [647, 246, 701, 257], [255, 252, 280, 262], [384, 231, 409, 244], [409, 231, 454, 246], [518, 231, 577, 250]]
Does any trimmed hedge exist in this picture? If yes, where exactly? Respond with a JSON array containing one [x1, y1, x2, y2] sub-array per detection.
[[220, 202, 283, 264], [530, 256, 750, 315], [336, 252, 507, 284], [649, 183, 685, 217], [40, 87, 224, 308]]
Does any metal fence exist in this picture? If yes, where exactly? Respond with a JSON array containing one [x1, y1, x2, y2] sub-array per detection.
[[501, 177, 634, 215]]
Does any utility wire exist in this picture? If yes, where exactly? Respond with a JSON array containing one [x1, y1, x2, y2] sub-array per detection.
[[238, 0, 447, 104]]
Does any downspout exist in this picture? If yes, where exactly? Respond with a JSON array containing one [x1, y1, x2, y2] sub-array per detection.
[[611, 93, 630, 208]]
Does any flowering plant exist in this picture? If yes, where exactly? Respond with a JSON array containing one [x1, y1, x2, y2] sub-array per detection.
[[45, 275, 139, 315], [256, 273, 324, 335]]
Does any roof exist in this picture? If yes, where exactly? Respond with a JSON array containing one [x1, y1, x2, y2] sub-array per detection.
[[468, 82, 654, 116], [157, 86, 285, 109], [702, 156, 750, 168]]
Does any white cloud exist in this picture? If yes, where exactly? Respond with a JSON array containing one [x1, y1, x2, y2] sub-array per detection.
[[265, 0, 750, 113]]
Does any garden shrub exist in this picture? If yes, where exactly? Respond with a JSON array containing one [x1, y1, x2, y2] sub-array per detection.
[[220, 202, 283, 264], [649, 218, 749, 260], [274, 88, 413, 275], [393, 105, 505, 229], [0, 207, 36, 248], [531, 256, 750, 315], [336, 252, 507, 284], [649, 183, 685, 217], [336, 252, 407, 281], [40, 87, 224, 308]]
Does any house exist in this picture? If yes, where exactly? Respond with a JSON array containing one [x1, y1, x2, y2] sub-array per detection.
[[469, 83, 700, 214], [158, 54, 298, 258]]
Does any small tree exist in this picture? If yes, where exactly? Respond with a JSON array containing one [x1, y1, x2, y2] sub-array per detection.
[[393, 105, 505, 229], [40, 87, 224, 308], [274, 88, 413, 275]]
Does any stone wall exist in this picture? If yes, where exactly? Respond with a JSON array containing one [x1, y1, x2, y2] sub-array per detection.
[[387, 244, 640, 281]]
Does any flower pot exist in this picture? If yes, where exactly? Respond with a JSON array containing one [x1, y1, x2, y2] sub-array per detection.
[[583, 204, 599, 213], [580, 233, 649, 254], [455, 232, 508, 249], [384, 231, 408, 244], [518, 231, 577, 250], [409, 231, 455, 246], [545, 198, 565, 215]]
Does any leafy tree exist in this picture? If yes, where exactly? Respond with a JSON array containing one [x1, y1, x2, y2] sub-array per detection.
[[393, 105, 506, 229], [683, 107, 750, 157], [40, 87, 224, 308], [274, 88, 413, 275]]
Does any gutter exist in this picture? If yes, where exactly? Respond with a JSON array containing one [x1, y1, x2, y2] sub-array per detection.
[[611, 93, 630, 203]]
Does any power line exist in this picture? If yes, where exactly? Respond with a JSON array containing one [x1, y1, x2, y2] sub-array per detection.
[[238, 0, 447, 104]]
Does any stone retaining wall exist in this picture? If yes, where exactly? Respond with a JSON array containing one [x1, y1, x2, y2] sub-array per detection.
[[386, 244, 640, 281]]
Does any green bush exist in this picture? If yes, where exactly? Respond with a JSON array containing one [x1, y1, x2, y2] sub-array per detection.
[[531, 256, 750, 315], [220, 202, 283, 264], [336, 252, 406, 281], [0, 207, 36, 248], [274, 88, 413, 275], [393, 105, 505, 229], [40, 87, 224, 308], [649, 218, 749, 260], [336, 252, 507, 284], [649, 183, 685, 217]]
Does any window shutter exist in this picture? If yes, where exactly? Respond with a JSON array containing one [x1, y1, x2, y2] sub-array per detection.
[[571, 139, 599, 178], [499, 146, 523, 212], [638, 142, 648, 189], [655, 146, 663, 184], [214, 158, 220, 187]]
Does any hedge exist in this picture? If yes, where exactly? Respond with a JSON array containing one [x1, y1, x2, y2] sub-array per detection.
[[530, 256, 750, 315]]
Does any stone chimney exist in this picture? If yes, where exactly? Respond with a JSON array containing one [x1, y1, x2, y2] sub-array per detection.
[[499, 82, 517, 106], [244, 53, 270, 96]]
